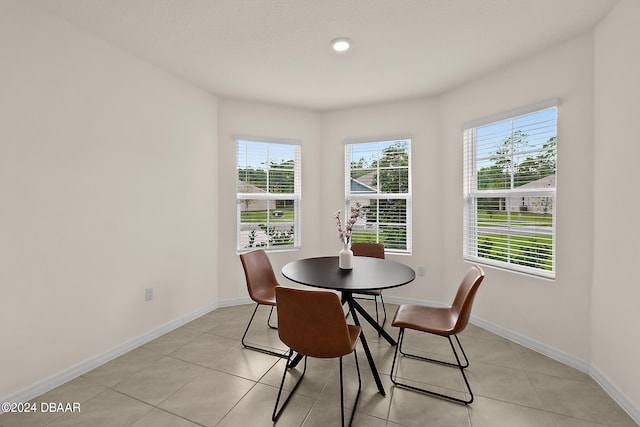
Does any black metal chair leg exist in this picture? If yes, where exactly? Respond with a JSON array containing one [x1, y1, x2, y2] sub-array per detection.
[[242, 304, 287, 359], [273, 350, 361, 426], [267, 306, 277, 329], [373, 297, 380, 328], [272, 351, 308, 422], [399, 332, 469, 369], [340, 356, 346, 426], [372, 294, 388, 336], [390, 328, 474, 404], [344, 348, 362, 426], [452, 335, 469, 368], [379, 294, 387, 326]]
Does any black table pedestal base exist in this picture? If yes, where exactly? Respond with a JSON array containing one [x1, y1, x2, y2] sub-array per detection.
[[345, 294, 388, 396]]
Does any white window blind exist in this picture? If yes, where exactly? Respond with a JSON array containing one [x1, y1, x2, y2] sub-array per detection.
[[463, 101, 557, 279], [236, 138, 301, 251], [345, 139, 411, 254]]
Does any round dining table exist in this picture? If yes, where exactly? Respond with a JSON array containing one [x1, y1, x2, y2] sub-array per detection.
[[282, 256, 416, 396]]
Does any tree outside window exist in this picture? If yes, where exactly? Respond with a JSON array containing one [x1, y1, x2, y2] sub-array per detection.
[[464, 104, 557, 278], [237, 140, 300, 251], [346, 139, 411, 253]]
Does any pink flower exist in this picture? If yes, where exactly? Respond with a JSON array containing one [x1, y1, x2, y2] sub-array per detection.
[[335, 204, 361, 244]]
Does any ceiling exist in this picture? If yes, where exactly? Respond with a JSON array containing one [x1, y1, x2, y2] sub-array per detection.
[[30, 0, 618, 111]]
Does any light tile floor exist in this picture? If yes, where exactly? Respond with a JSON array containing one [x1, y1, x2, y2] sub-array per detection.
[[1, 302, 637, 427]]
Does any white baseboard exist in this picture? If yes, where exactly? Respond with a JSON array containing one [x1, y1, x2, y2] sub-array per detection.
[[217, 296, 252, 307], [383, 295, 639, 425], [590, 365, 640, 424], [1, 302, 219, 409], [469, 315, 592, 373]]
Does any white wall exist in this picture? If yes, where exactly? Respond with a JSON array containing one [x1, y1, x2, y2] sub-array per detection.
[[216, 98, 322, 300], [0, 1, 219, 399], [438, 34, 596, 363], [320, 98, 445, 302], [593, 0, 640, 411]]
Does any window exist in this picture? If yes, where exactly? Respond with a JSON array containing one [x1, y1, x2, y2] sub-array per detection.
[[463, 100, 557, 278], [345, 138, 411, 254], [236, 138, 301, 251]]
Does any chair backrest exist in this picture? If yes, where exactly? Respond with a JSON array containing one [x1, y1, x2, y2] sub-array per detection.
[[239, 249, 279, 304], [276, 287, 360, 358], [450, 265, 485, 335], [351, 242, 385, 259]]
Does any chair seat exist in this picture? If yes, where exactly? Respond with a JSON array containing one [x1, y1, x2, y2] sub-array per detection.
[[251, 287, 277, 306], [347, 325, 361, 350], [392, 304, 457, 336], [354, 289, 382, 296]]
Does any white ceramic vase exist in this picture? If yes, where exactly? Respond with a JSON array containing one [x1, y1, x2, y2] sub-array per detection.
[[339, 242, 353, 270]]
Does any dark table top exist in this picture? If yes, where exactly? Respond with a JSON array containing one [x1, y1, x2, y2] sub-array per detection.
[[282, 256, 415, 292]]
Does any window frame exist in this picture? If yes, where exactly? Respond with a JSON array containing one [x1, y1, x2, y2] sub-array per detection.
[[235, 136, 301, 252], [462, 99, 558, 279], [344, 137, 412, 255]]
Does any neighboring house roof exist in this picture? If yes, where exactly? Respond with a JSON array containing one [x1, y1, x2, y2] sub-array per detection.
[[238, 180, 267, 193], [355, 171, 376, 188], [351, 179, 376, 193], [350, 172, 377, 193], [519, 174, 556, 189]]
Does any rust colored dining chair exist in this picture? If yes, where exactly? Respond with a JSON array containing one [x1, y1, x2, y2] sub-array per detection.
[[351, 242, 387, 326], [272, 287, 362, 426], [239, 249, 287, 359], [390, 265, 485, 404]]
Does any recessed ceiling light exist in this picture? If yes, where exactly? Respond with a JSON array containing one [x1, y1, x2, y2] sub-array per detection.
[[331, 37, 352, 53]]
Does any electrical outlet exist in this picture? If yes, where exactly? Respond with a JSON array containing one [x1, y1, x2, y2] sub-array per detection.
[[416, 266, 426, 277], [145, 288, 154, 301]]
